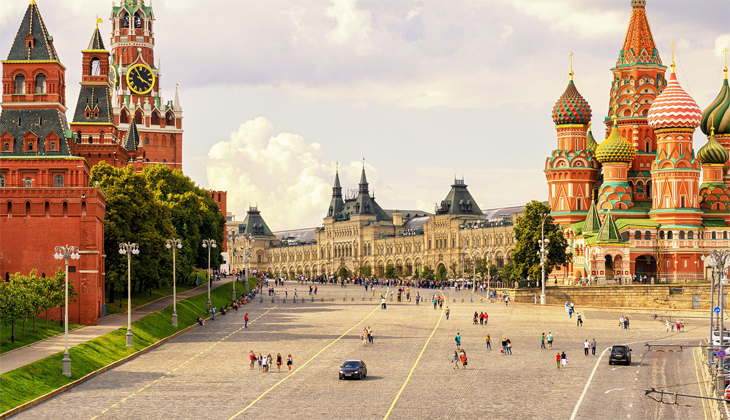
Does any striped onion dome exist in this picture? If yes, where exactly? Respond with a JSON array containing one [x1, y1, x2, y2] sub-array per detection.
[[586, 124, 598, 154], [647, 72, 702, 129], [700, 76, 730, 136], [595, 124, 635, 163], [552, 80, 592, 126], [697, 130, 729, 165]]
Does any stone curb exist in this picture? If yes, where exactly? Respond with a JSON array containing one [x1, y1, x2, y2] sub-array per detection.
[[0, 317, 206, 420]]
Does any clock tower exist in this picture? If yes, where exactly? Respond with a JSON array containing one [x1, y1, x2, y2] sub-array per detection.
[[108, 0, 183, 169]]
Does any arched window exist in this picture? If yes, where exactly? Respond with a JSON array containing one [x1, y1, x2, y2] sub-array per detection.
[[688, 231, 694, 240], [53, 175, 64, 188], [120, 109, 129, 124], [712, 232, 717, 240], [679, 231, 685, 239], [166, 111, 175, 125], [14, 74, 25, 94], [659, 231, 665, 240], [25, 201, 30, 216], [121, 12, 130, 29], [134, 109, 143, 125], [134, 12, 143, 29], [0, 175, 4, 187], [634, 231, 641, 240], [90, 58, 100, 76], [724, 232, 728, 240], [151, 111, 160, 125], [646, 181, 652, 199], [45, 201, 49, 217], [3, 143, 8, 151], [24, 177, 32, 188], [667, 231, 673, 240], [34, 73, 46, 93], [6, 202, 11, 217], [62, 202, 68, 217], [636, 180, 644, 193], [144, 136, 150, 146]]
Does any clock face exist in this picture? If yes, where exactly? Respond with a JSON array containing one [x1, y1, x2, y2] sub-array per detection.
[[126, 63, 155, 95], [109, 66, 118, 88]]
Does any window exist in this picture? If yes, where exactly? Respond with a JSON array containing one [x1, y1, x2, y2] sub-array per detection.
[[120, 110, 129, 124], [50, 142, 55, 151], [134, 12, 143, 29], [712, 232, 717, 240], [667, 231, 673, 240], [145, 136, 149, 146], [681, 197, 685, 208], [53, 175, 64, 188], [14, 74, 25, 94], [724, 232, 728, 240], [679, 231, 685, 239], [34, 73, 46, 93], [27, 142, 33, 151], [577, 199, 581, 211], [121, 12, 130, 28], [90, 58, 100, 76], [688, 231, 694, 240], [24, 177, 32, 188], [0, 175, 4, 187], [3, 143, 8, 151], [647, 181, 652, 199], [645, 142, 650, 153], [634, 231, 641, 240]]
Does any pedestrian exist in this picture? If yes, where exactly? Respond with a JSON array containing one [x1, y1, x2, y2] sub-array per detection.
[[625, 316, 630, 329], [506, 338, 512, 355], [453, 351, 460, 369], [197, 315, 205, 326], [369, 327, 374, 344], [591, 338, 597, 356], [556, 352, 561, 368], [262, 354, 268, 373], [445, 307, 450, 320], [665, 320, 669, 332], [584, 339, 590, 356], [294, 288, 298, 298], [258, 353, 263, 370], [485, 334, 492, 350], [381, 297, 387, 309], [267, 354, 273, 372], [287, 354, 293, 372], [460, 350, 467, 369], [473, 311, 478, 325], [250, 350, 256, 369], [569, 307, 573, 318], [671, 320, 675, 331], [285, 288, 288, 298], [455, 332, 461, 349], [547, 332, 553, 350], [501, 337, 507, 354], [211, 306, 216, 320], [577, 312, 583, 327], [484, 312, 488, 325], [245, 313, 249, 328], [541, 333, 546, 349], [561, 351, 567, 368], [681, 319, 685, 332]]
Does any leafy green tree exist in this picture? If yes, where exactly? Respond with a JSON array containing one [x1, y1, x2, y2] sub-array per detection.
[[421, 266, 435, 280], [384, 264, 397, 279], [449, 263, 459, 278], [511, 200, 571, 280], [436, 265, 448, 281], [0, 276, 28, 342], [337, 266, 349, 278], [359, 266, 372, 278]]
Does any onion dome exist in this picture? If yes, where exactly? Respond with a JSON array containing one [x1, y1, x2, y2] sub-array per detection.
[[595, 121, 635, 163], [697, 128, 730, 165], [700, 72, 730, 136], [552, 80, 592, 126], [647, 72, 702, 129], [586, 123, 598, 154]]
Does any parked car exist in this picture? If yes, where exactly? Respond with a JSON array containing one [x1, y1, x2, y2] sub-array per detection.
[[726, 384, 730, 400], [712, 331, 730, 346], [608, 344, 632, 365], [339, 360, 367, 380]]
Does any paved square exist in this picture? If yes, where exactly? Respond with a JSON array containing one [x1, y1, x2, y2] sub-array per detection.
[[12, 283, 706, 420]]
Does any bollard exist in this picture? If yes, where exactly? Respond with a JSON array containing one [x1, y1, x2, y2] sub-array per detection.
[[283, 298, 286, 303], [453, 298, 456, 303], [271, 298, 275, 303], [351, 297, 354, 301], [260, 297, 263, 303], [461, 298, 465, 302], [362, 297, 365, 301], [480, 298, 483, 303], [369, 297, 373, 301], [321, 297, 324, 302], [312, 296, 315, 302], [343, 297, 346, 301]]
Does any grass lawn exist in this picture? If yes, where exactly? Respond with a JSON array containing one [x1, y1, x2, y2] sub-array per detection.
[[105, 283, 197, 315], [1, 321, 83, 354], [0, 278, 260, 414]]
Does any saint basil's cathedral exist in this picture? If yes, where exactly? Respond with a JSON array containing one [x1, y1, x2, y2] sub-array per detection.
[[0, 0, 225, 325], [546, 0, 730, 282]]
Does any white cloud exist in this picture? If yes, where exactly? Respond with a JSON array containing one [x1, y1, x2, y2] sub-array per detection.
[[509, 0, 624, 37], [406, 7, 423, 21], [502, 24, 513, 40], [324, 0, 375, 55], [715, 34, 730, 59]]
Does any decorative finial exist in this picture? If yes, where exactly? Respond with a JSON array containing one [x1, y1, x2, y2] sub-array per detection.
[[30, 0, 36, 4], [612, 101, 619, 124], [362, 157, 365, 169], [569, 52, 574, 80], [670, 42, 676, 73], [176, 83, 178, 89], [723, 47, 729, 79], [96, 15, 102, 29], [588, 121, 592, 130], [710, 114, 716, 136]]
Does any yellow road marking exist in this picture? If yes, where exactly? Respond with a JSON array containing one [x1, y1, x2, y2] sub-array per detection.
[[383, 309, 443, 419], [692, 347, 709, 420], [89, 306, 277, 419], [227, 298, 385, 419]]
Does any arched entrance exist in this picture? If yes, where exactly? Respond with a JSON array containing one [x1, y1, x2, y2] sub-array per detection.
[[604, 255, 614, 279], [634, 255, 657, 282]]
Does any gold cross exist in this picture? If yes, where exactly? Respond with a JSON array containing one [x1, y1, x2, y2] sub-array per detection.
[[670, 42, 676, 70], [724, 47, 729, 74], [569, 52, 574, 79]]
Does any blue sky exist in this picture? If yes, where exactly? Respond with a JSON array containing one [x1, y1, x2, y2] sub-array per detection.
[[1, 0, 728, 229]]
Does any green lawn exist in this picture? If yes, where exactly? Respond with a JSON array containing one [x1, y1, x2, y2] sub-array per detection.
[[0, 278, 260, 414], [1, 321, 83, 354], [105, 283, 197, 315]]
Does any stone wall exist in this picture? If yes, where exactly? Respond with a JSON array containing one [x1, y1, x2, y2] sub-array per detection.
[[511, 284, 723, 310]]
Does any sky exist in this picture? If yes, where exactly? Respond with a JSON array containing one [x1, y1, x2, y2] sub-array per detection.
[[1, 0, 729, 230]]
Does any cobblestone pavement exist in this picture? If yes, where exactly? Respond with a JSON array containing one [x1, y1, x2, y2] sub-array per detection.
[[12, 283, 707, 420]]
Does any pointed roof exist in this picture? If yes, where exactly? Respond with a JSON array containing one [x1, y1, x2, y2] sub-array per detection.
[[435, 179, 483, 216], [86, 27, 105, 50], [596, 210, 624, 243], [6, 1, 60, 61], [333, 167, 341, 189], [359, 165, 368, 186], [701, 69, 730, 136], [647, 71, 702, 129], [326, 167, 345, 219], [552, 80, 592, 126], [582, 199, 601, 233], [239, 206, 275, 238], [174, 84, 182, 111], [586, 123, 598, 154], [697, 128, 729, 165], [616, 0, 662, 67], [124, 119, 140, 151]]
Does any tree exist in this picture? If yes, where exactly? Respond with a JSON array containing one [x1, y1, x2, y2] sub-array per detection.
[[449, 263, 459, 279], [436, 265, 448, 281], [421, 266, 435, 280], [511, 200, 571, 280], [384, 264, 397, 279], [0, 277, 27, 342], [359, 266, 372, 278], [337, 266, 349, 278]]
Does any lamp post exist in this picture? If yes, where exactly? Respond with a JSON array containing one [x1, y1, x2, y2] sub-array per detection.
[[538, 213, 551, 305], [54, 245, 80, 377], [485, 248, 492, 297], [202, 239, 217, 309], [241, 233, 255, 292], [165, 238, 182, 327], [118, 242, 139, 347], [461, 245, 469, 282], [472, 251, 479, 291], [703, 250, 730, 390], [228, 232, 239, 301]]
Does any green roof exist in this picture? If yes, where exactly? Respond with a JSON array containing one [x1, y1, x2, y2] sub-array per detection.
[[615, 218, 659, 230], [582, 199, 601, 233], [596, 211, 624, 243], [704, 219, 728, 228]]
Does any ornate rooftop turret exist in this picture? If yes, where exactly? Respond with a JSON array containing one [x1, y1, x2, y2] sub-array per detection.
[[326, 164, 345, 219], [595, 210, 624, 243], [582, 196, 601, 233], [124, 118, 140, 150], [595, 117, 635, 163], [586, 123, 598, 154], [552, 61, 592, 126], [616, 0, 661, 67], [647, 47, 701, 130], [701, 50, 730, 136], [698, 126, 729, 165]]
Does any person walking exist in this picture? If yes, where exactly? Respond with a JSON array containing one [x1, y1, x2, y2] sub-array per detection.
[[287, 354, 293, 372], [381, 297, 387, 309], [460, 350, 467, 369], [258, 353, 263, 370], [577, 312, 583, 327], [506, 338, 512, 355], [368, 327, 374, 344], [547, 332, 553, 350], [484, 312, 488, 325], [249, 350, 256, 369], [445, 307, 450, 320], [583, 340, 590, 356], [455, 332, 461, 349], [262, 354, 268, 373], [211, 306, 216, 321], [591, 338, 597, 356], [561, 351, 567, 368], [541, 333, 546, 349], [556, 352, 561, 368], [453, 351, 460, 369], [267, 354, 273, 372], [485, 334, 492, 350], [501, 337, 508, 354], [276, 353, 282, 372], [244, 313, 249, 328], [665, 320, 670, 332]]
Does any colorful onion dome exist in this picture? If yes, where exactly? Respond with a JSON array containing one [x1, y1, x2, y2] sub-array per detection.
[[647, 72, 702, 129], [552, 80, 592, 126], [595, 122, 635, 163], [697, 129, 730, 165], [586, 123, 598, 154], [700, 75, 730, 136]]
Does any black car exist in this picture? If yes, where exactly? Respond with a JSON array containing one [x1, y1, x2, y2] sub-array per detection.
[[339, 360, 367, 380], [608, 344, 632, 365]]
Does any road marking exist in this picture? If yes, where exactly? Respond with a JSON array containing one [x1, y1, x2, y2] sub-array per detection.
[[383, 309, 443, 420], [604, 388, 624, 394], [570, 346, 609, 420], [89, 306, 276, 419], [227, 297, 385, 420], [692, 347, 709, 420]]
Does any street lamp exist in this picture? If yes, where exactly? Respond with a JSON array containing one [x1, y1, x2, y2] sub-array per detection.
[[165, 238, 183, 327], [202, 239, 218, 310], [538, 213, 551, 305], [485, 248, 493, 297], [703, 249, 730, 389], [240, 233, 255, 292], [118, 242, 140, 347], [54, 245, 80, 377], [228, 232, 239, 301], [471, 250, 479, 291]]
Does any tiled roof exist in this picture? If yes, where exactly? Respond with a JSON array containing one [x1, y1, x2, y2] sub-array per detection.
[[616, 1, 661, 67], [436, 180, 483, 215], [6, 2, 60, 61], [0, 108, 71, 156], [72, 86, 113, 124], [701, 76, 730, 136], [123, 119, 140, 151], [86, 27, 105, 50], [582, 199, 601, 233], [552, 80, 592, 126], [647, 72, 701, 130], [240, 207, 276, 238], [596, 211, 624, 243]]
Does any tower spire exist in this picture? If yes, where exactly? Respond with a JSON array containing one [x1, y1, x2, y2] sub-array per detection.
[[569, 52, 574, 80], [670, 42, 676, 73], [724, 47, 729, 80]]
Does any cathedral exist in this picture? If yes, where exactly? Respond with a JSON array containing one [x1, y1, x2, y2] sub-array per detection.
[[546, 0, 730, 282]]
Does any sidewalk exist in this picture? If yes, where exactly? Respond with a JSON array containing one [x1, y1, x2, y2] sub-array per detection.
[[0, 277, 239, 374]]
